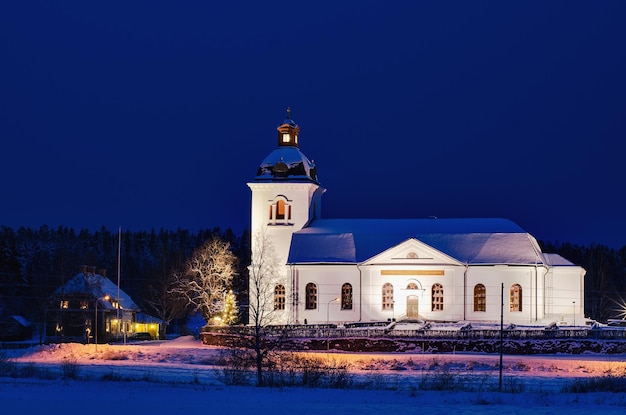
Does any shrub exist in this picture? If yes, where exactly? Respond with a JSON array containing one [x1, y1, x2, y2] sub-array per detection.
[[18, 362, 39, 378], [61, 355, 80, 379], [215, 347, 253, 386], [562, 374, 626, 393], [502, 375, 526, 393], [419, 367, 458, 391], [101, 350, 129, 361], [100, 372, 129, 382], [0, 352, 17, 377]]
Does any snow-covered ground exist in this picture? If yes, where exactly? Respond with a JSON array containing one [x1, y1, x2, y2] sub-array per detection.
[[2, 336, 626, 413]]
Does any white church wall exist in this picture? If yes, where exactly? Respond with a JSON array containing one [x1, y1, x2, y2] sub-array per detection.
[[549, 267, 585, 323], [359, 265, 466, 323], [294, 265, 360, 325], [465, 266, 539, 324], [249, 182, 321, 264], [249, 181, 325, 326]]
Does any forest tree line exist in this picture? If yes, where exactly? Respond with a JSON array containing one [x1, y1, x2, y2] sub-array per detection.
[[0, 225, 625, 328], [0, 225, 250, 333]]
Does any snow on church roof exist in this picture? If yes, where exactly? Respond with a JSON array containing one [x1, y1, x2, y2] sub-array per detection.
[[254, 146, 319, 183], [287, 218, 548, 265], [542, 253, 577, 266]]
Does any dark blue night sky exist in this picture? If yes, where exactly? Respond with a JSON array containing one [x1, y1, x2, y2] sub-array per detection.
[[2, 1, 625, 248]]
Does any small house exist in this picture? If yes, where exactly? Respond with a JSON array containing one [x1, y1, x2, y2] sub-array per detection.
[[46, 266, 159, 343]]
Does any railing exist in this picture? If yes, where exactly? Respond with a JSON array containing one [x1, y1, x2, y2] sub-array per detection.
[[202, 324, 626, 340]]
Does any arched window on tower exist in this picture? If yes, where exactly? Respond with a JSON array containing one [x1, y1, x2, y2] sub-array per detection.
[[431, 283, 443, 311], [268, 197, 292, 225], [305, 283, 317, 310], [274, 284, 286, 310], [341, 283, 353, 310], [474, 284, 486, 312], [510, 284, 522, 312], [382, 283, 394, 310]]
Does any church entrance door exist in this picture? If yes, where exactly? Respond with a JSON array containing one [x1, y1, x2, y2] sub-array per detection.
[[406, 296, 419, 319]]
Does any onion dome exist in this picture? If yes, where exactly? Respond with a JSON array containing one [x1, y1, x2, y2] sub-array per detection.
[[253, 108, 319, 183]]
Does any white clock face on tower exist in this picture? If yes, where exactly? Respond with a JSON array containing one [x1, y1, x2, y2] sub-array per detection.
[[282, 133, 290, 143]]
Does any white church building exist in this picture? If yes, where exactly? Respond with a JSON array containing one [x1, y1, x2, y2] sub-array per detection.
[[248, 111, 586, 326]]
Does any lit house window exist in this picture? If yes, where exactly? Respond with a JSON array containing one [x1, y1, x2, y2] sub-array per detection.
[[382, 283, 394, 310], [431, 283, 443, 311], [305, 283, 317, 310], [510, 284, 522, 312], [60, 300, 69, 309], [80, 301, 88, 310], [474, 284, 486, 312], [268, 198, 292, 225], [341, 283, 353, 310], [274, 284, 286, 310]]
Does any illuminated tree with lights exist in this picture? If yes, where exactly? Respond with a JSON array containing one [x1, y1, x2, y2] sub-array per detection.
[[170, 237, 236, 322], [221, 289, 238, 325]]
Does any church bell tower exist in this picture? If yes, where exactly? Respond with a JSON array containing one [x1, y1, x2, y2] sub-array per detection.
[[247, 109, 325, 323]]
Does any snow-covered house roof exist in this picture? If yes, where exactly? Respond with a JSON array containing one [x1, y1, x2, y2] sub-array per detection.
[[287, 218, 548, 265], [52, 272, 140, 311], [135, 313, 163, 324], [10, 315, 31, 327]]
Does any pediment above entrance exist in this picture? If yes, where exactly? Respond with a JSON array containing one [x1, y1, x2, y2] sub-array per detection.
[[361, 238, 462, 266]]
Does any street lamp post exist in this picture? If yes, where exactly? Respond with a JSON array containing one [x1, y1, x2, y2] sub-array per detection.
[[95, 295, 110, 352], [326, 297, 340, 351]]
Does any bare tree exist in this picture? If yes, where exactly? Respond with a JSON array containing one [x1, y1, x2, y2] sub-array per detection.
[[143, 274, 188, 339], [248, 228, 282, 386], [171, 237, 237, 323]]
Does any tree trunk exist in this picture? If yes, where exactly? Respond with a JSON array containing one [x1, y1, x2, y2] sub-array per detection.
[[255, 325, 263, 386]]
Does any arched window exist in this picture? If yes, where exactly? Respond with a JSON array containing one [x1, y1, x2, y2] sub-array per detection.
[[474, 284, 486, 312], [382, 283, 394, 310], [269, 198, 292, 224], [341, 283, 353, 310], [431, 283, 443, 311], [510, 284, 522, 312], [275, 200, 286, 220], [407, 282, 419, 290], [274, 284, 286, 310], [305, 283, 317, 310]]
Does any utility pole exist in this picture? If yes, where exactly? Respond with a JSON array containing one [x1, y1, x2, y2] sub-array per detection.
[[499, 282, 504, 391]]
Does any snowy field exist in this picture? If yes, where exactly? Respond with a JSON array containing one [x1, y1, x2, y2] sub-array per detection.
[[2, 336, 626, 414]]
